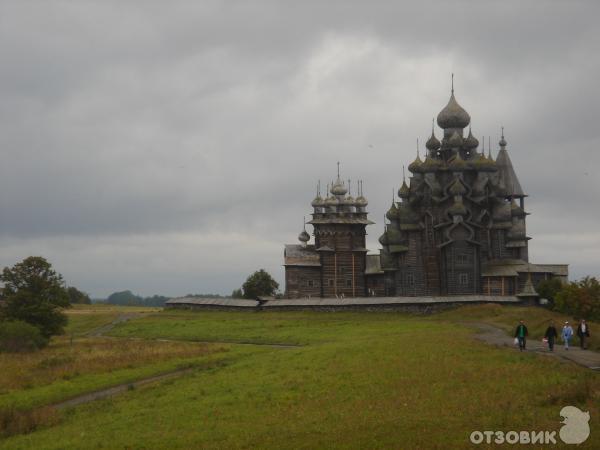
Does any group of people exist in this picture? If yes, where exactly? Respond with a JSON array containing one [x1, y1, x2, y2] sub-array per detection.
[[514, 319, 590, 352]]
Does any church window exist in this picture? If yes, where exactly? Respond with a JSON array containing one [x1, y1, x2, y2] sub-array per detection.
[[328, 279, 334, 287], [459, 273, 469, 285], [345, 279, 352, 287], [456, 253, 468, 264], [406, 274, 415, 287], [308, 280, 314, 288]]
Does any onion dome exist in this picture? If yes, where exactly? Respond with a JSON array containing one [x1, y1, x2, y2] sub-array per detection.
[[464, 128, 479, 149], [510, 199, 526, 217], [378, 231, 389, 246], [386, 227, 403, 245], [324, 195, 338, 207], [448, 199, 468, 217], [499, 131, 507, 148], [426, 130, 441, 152], [448, 131, 463, 148], [343, 194, 355, 206], [355, 195, 368, 207], [437, 92, 471, 129], [311, 194, 324, 208], [422, 155, 443, 172], [408, 153, 424, 173], [398, 180, 410, 198], [331, 178, 347, 196], [448, 152, 467, 172], [470, 152, 496, 172], [386, 202, 399, 220], [298, 229, 310, 243], [449, 178, 467, 196], [492, 201, 511, 221], [398, 204, 419, 224]]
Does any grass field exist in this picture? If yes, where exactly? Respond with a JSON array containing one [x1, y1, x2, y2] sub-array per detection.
[[1, 305, 598, 449]]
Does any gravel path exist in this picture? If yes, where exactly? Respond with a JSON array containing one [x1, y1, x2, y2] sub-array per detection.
[[469, 322, 600, 371]]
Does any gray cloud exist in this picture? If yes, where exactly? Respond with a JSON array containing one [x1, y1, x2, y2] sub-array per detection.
[[1, 1, 599, 296]]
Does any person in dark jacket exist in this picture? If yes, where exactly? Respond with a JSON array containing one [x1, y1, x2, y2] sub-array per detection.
[[544, 321, 558, 352], [515, 320, 528, 351], [577, 319, 590, 350]]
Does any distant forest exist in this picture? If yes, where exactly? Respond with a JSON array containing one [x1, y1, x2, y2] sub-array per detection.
[[95, 290, 227, 307]]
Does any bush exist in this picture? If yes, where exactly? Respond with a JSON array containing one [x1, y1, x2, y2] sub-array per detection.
[[0, 320, 49, 353]]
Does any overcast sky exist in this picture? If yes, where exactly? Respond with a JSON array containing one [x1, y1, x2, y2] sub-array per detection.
[[1, 1, 599, 298]]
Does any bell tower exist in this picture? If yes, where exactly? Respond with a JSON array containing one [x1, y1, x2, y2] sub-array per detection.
[[308, 165, 373, 297]]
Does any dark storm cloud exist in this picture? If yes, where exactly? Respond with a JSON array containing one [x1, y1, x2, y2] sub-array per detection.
[[0, 1, 599, 296]]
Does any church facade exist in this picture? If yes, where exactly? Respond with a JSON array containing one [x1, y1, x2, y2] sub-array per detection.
[[284, 87, 567, 299]]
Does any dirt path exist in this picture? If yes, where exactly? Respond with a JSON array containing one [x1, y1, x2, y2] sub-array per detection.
[[51, 367, 194, 410], [469, 322, 600, 370], [87, 313, 143, 337]]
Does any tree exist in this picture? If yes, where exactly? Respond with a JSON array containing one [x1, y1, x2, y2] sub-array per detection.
[[107, 290, 142, 306], [242, 269, 279, 299], [105, 291, 169, 306], [0, 257, 70, 338], [67, 286, 91, 304], [554, 276, 600, 320], [536, 278, 563, 304], [231, 288, 243, 299]]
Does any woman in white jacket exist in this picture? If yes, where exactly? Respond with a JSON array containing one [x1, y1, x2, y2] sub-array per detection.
[[562, 321, 574, 350]]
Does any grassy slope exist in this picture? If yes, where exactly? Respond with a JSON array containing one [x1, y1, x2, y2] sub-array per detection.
[[2, 308, 599, 449]]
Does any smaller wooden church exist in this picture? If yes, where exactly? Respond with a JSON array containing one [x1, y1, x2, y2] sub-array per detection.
[[284, 171, 373, 299]]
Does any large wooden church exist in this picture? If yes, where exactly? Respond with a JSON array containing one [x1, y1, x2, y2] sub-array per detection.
[[284, 85, 567, 298]]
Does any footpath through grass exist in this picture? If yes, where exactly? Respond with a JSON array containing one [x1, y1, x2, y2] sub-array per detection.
[[1, 307, 598, 449], [0, 306, 234, 427], [432, 303, 599, 351], [63, 304, 160, 337]]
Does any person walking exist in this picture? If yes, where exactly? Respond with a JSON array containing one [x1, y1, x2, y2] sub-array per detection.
[[514, 320, 528, 351], [562, 321, 574, 350], [577, 319, 590, 350], [544, 321, 558, 352]]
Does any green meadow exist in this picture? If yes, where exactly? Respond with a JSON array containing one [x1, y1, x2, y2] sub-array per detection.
[[1, 305, 598, 449]]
